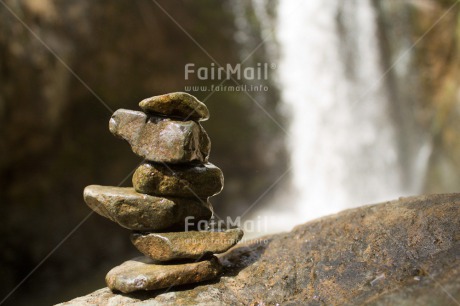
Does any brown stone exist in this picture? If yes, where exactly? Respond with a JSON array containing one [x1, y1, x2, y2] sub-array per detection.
[[109, 109, 210, 163], [130, 228, 244, 261], [61, 193, 460, 305], [132, 162, 223, 198], [105, 256, 222, 293], [139, 92, 209, 121], [83, 185, 211, 231]]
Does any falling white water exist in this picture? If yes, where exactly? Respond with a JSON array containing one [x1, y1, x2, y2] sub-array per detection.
[[246, 0, 429, 236]]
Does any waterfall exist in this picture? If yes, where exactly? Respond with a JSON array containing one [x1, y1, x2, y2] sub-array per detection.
[[247, 0, 430, 235]]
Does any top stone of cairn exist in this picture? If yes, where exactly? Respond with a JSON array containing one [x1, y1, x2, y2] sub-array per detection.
[[139, 92, 210, 121]]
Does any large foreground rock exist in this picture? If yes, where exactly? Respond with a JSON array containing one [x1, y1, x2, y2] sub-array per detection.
[[59, 193, 460, 305]]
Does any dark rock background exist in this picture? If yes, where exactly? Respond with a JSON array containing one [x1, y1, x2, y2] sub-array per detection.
[[0, 1, 284, 305], [0, 0, 459, 305]]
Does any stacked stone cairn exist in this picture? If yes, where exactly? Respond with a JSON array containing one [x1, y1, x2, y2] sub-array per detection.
[[83, 92, 244, 293]]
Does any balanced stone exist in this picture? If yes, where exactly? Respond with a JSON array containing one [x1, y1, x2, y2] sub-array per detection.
[[133, 162, 223, 198], [79, 93, 241, 295], [83, 185, 211, 231], [139, 92, 209, 121], [130, 228, 244, 261], [109, 109, 210, 163], [105, 256, 222, 293]]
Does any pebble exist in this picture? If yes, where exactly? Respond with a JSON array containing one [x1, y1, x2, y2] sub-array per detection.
[[105, 256, 222, 293], [133, 162, 223, 198], [109, 109, 210, 163], [130, 228, 244, 261], [83, 185, 212, 231], [139, 92, 209, 121]]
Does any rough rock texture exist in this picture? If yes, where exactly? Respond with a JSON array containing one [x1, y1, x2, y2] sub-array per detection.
[[109, 109, 210, 163], [130, 229, 244, 261], [139, 92, 210, 122], [60, 193, 460, 305], [105, 256, 222, 293], [133, 162, 223, 198], [83, 185, 211, 231]]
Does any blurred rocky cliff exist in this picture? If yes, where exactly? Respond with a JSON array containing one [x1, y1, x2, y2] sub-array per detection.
[[0, 0, 459, 305], [375, 0, 460, 192]]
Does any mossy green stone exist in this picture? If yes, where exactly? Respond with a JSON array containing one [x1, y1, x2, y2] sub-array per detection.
[[130, 228, 244, 261], [83, 185, 212, 231], [109, 109, 210, 163], [133, 162, 223, 198], [105, 256, 222, 293], [139, 92, 209, 121]]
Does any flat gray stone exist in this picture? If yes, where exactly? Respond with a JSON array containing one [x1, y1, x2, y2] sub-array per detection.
[[139, 92, 209, 121], [105, 256, 222, 293], [130, 228, 244, 261], [133, 162, 223, 198], [83, 185, 212, 231], [109, 109, 210, 163]]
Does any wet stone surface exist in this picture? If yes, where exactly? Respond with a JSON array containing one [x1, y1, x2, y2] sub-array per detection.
[[109, 109, 210, 163], [130, 228, 244, 261], [132, 162, 223, 198], [105, 256, 222, 293], [139, 92, 209, 122], [83, 185, 212, 231]]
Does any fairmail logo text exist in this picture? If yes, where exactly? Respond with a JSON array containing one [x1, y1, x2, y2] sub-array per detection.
[[185, 63, 272, 81]]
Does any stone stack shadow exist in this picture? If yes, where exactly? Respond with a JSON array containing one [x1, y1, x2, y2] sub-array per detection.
[[83, 92, 243, 293]]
